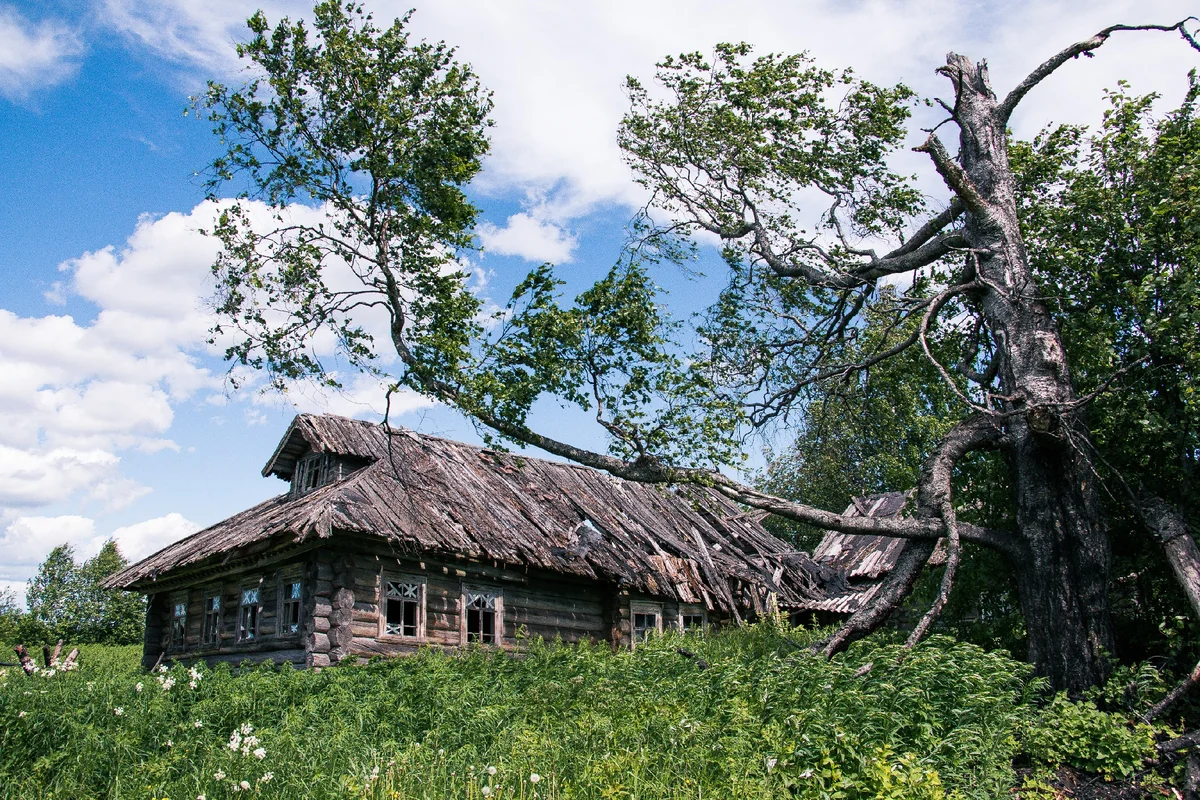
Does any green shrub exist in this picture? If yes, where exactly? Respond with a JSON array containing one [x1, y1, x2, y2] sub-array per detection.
[[1021, 693, 1159, 780]]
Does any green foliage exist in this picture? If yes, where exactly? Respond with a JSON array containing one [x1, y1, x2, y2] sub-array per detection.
[[24, 542, 144, 646], [1013, 74, 1200, 668], [1021, 694, 1159, 781], [0, 626, 1094, 799], [199, 1, 493, 393]]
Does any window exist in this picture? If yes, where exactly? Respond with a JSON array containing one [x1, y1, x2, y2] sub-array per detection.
[[281, 581, 303, 634], [291, 454, 345, 496], [238, 587, 260, 642], [383, 579, 424, 638], [202, 594, 221, 645], [464, 589, 500, 644], [679, 606, 707, 632], [170, 597, 187, 646], [631, 601, 663, 646]]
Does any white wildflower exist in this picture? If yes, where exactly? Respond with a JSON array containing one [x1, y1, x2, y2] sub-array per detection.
[[529, 773, 541, 784], [259, 772, 273, 784], [189, 680, 198, 690], [135, 682, 143, 693], [253, 747, 266, 760], [228, 731, 242, 751], [160, 677, 175, 691], [765, 757, 777, 773], [240, 722, 254, 735], [481, 788, 491, 797], [165, 740, 173, 748], [197, 795, 206, 800], [85, 682, 95, 692], [43, 669, 55, 677], [158, 664, 168, 673], [239, 780, 251, 791], [193, 720, 204, 728], [114, 707, 124, 716], [189, 666, 202, 681], [487, 766, 497, 776], [798, 768, 814, 779], [23, 691, 31, 696], [438, 748, 445, 756], [18, 711, 26, 718], [213, 770, 226, 781]]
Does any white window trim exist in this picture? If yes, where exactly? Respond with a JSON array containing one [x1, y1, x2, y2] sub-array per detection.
[[630, 600, 664, 649], [237, 582, 263, 643], [379, 573, 427, 641], [460, 584, 503, 647], [278, 574, 304, 637]]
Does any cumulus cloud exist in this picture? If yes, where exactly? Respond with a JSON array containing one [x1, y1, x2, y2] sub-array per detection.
[[478, 213, 578, 263], [110, 513, 200, 561], [0, 6, 83, 101], [0, 516, 104, 572]]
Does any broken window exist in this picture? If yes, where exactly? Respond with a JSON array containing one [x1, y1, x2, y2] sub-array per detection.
[[170, 597, 187, 646], [291, 454, 346, 496], [465, 589, 500, 644], [202, 594, 220, 645], [238, 586, 260, 642], [281, 581, 303, 634], [383, 579, 423, 638]]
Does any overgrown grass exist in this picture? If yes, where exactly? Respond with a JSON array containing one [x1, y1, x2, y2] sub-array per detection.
[[0, 625, 1166, 799]]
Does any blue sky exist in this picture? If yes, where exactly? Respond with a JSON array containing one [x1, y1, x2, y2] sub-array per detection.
[[1, 0, 1198, 599]]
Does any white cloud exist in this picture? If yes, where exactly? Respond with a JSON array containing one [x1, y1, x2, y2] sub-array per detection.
[[479, 213, 578, 263], [0, 516, 104, 571], [111, 513, 200, 562], [0, 6, 83, 101]]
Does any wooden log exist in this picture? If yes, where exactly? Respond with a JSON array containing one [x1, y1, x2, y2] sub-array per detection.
[[329, 625, 353, 649], [61, 648, 80, 670], [307, 652, 331, 668], [13, 645, 37, 676], [350, 637, 421, 657], [312, 616, 330, 633], [351, 622, 380, 638], [310, 632, 331, 653]]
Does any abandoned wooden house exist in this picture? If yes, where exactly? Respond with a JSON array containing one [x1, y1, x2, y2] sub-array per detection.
[[105, 414, 831, 668]]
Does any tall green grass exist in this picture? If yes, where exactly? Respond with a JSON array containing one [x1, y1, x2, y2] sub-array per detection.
[[0, 625, 1157, 799]]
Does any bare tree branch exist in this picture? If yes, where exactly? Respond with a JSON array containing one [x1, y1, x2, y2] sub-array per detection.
[[998, 18, 1200, 124]]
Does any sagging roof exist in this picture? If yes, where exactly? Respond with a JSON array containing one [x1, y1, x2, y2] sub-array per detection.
[[107, 414, 831, 614], [794, 491, 942, 615]]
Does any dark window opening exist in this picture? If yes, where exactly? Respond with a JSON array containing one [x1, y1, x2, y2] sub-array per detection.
[[465, 591, 497, 644], [384, 580, 421, 638], [202, 596, 220, 645], [171, 601, 187, 645], [681, 613, 705, 631], [238, 587, 260, 642], [282, 581, 302, 634], [633, 612, 658, 642], [291, 454, 345, 496]]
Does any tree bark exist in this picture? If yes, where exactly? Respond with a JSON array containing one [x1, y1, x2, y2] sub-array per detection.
[[933, 54, 1115, 692]]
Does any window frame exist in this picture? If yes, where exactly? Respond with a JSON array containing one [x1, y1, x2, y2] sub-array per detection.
[[630, 600, 664, 648], [237, 583, 262, 643], [169, 591, 188, 648], [461, 585, 503, 646], [379, 574, 426, 641], [279, 576, 304, 636], [678, 604, 708, 633], [201, 589, 222, 647]]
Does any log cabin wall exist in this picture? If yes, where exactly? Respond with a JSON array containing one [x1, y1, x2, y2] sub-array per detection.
[[149, 558, 311, 667]]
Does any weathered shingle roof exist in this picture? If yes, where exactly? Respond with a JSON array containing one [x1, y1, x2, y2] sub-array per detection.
[[108, 414, 832, 613], [794, 492, 934, 615]]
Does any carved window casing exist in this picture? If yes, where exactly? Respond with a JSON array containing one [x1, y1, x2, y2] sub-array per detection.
[[281, 581, 303, 635], [463, 587, 502, 645], [202, 593, 221, 645], [381, 577, 425, 639], [238, 586, 260, 642]]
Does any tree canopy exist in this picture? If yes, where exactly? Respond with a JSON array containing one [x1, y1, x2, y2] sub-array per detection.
[[201, 4, 1200, 692], [21, 542, 144, 645]]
